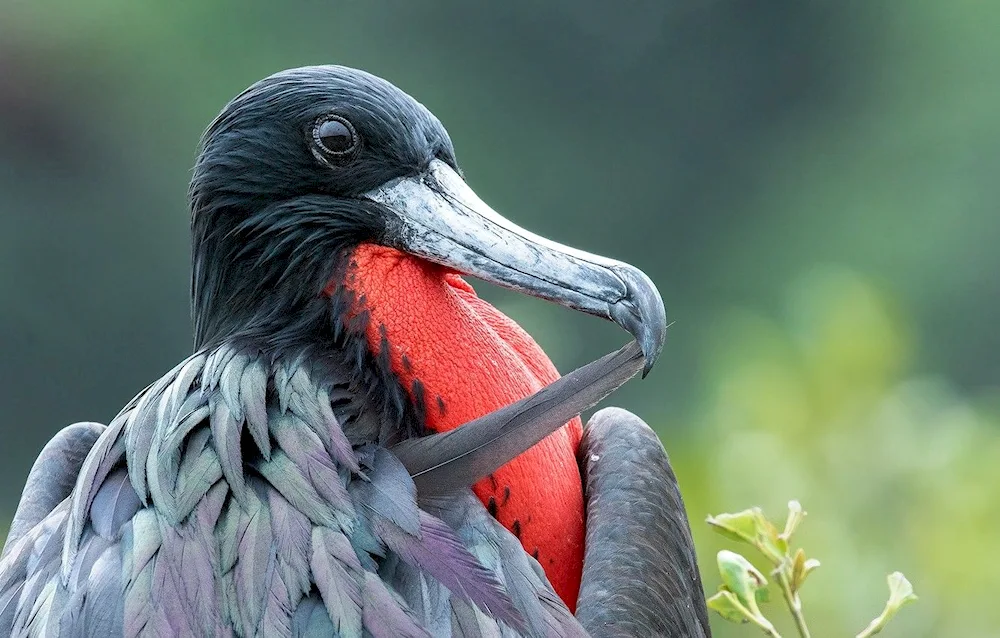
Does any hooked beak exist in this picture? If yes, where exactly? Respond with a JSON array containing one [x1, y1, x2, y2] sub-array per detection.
[[364, 159, 666, 375]]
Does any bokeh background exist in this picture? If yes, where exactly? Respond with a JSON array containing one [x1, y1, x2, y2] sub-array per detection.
[[2, 1, 998, 635]]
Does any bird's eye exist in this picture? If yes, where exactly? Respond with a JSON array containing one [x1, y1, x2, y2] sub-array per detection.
[[313, 116, 358, 157]]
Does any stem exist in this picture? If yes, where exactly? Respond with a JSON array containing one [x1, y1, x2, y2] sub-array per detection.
[[774, 563, 811, 638], [742, 608, 782, 638], [855, 607, 892, 638], [752, 617, 782, 638], [856, 619, 885, 638]]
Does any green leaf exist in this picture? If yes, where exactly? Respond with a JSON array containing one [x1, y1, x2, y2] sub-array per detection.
[[708, 587, 781, 637], [717, 549, 768, 612], [707, 590, 752, 624], [706, 509, 760, 545], [707, 507, 787, 564], [755, 584, 771, 605]]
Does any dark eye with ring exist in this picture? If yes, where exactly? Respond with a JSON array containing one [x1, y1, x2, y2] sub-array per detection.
[[313, 116, 358, 157]]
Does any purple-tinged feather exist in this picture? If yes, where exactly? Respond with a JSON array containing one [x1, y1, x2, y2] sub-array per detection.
[[156, 513, 224, 633], [219, 485, 273, 634], [0, 581, 25, 634], [63, 418, 126, 583], [171, 430, 224, 524], [147, 411, 194, 526], [196, 480, 230, 542], [163, 399, 210, 455], [361, 572, 429, 638], [147, 548, 199, 637], [0, 529, 34, 592], [316, 388, 359, 472], [29, 508, 68, 578], [210, 395, 247, 501], [310, 526, 363, 637], [285, 367, 322, 425], [291, 593, 336, 636], [376, 512, 521, 632], [259, 574, 294, 638], [78, 546, 125, 636], [123, 509, 160, 587], [430, 493, 587, 638], [350, 447, 420, 536], [451, 598, 503, 638], [268, 489, 313, 610], [5, 422, 104, 554], [255, 452, 340, 529], [121, 509, 162, 638], [124, 402, 157, 505], [380, 558, 453, 636], [89, 468, 142, 541], [13, 570, 56, 634], [269, 413, 356, 528], [67, 533, 112, 592]]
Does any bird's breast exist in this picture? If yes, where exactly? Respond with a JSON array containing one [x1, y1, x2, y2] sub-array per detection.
[[340, 244, 584, 610]]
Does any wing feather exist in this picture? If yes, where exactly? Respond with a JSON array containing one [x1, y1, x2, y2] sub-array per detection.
[[4, 422, 105, 553], [392, 341, 642, 498], [291, 592, 337, 637], [310, 526, 363, 637], [362, 572, 430, 638], [62, 419, 126, 581], [210, 394, 247, 501], [241, 356, 272, 460], [219, 485, 272, 634], [121, 508, 163, 637], [3, 342, 667, 636]]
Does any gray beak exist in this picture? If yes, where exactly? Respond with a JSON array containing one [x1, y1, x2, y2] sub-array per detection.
[[364, 159, 666, 375]]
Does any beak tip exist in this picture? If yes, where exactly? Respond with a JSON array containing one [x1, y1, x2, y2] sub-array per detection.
[[610, 265, 666, 378], [639, 320, 665, 378]]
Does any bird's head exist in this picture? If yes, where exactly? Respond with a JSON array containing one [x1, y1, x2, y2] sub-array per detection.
[[189, 65, 665, 373]]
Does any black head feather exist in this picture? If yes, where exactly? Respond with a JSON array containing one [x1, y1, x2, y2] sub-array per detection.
[[189, 65, 458, 349]]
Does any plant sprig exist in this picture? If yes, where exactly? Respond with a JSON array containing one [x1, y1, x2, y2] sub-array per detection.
[[705, 501, 916, 638]]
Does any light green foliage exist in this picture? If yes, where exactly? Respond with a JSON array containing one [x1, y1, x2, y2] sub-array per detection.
[[708, 502, 916, 637], [715, 550, 769, 611], [707, 508, 787, 565], [855, 573, 918, 638], [708, 550, 778, 636], [680, 268, 998, 636]]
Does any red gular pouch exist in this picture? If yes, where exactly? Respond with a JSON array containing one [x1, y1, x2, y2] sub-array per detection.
[[342, 243, 585, 611]]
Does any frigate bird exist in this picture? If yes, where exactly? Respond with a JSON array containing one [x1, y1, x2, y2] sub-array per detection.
[[0, 66, 710, 637]]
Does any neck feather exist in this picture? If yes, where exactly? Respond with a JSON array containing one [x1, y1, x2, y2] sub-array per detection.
[[189, 196, 384, 351]]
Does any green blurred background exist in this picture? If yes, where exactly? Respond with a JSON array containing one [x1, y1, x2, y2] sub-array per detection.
[[1, 1, 997, 635]]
